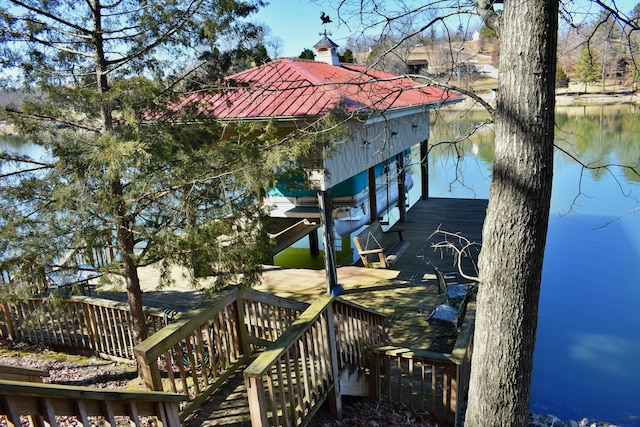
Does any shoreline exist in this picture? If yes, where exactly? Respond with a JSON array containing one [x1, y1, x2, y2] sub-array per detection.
[[530, 413, 623, 427], [454, 90, 640, 110], [555, 91, 640, 106], [2, 92, 638, 137]]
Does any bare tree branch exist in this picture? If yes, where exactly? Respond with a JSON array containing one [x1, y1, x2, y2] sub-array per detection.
[[427, 226, 481, 281]]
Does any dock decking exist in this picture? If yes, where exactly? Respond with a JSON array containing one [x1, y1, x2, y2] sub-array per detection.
[[257, 197, 487, 352], [91, 197, 487, 348]]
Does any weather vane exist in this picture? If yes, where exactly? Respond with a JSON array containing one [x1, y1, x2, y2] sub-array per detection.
[[319, 11, 333, 37], [320, 11, 332, 25]]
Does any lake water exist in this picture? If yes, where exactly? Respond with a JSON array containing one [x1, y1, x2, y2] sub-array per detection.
[[428, 104, 640, 426]]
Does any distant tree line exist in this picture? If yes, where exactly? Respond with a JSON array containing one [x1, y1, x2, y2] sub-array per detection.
[[292, 2, 640, 93]]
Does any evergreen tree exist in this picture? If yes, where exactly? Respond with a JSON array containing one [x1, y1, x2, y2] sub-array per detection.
[[338, 49, 355, 63], [574, 45, 602, 92], [0, 0, 316, 345], [556, 66, 570, 88], [299, 48, 316, 60], [253, 44, 271, 65]]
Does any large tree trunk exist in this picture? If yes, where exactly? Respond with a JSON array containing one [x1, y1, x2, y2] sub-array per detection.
[[112, 178, 149, 344], [465, 1, 558, 425]]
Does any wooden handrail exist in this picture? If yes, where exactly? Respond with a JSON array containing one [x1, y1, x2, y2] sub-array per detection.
[[0, 379, 185, 427], [244, 295, 334, 377], [135, 287, 240, 363], [0, 296, 166, 361], [240, 287, 309, 350], [367, 346, 459, 424], [133, 286, 308, 422], [243, 296, 387, 427], [244, 295, 339, 427], [134, 287, 247, 420], [333, 298, 387, 370], [367, 300, 476, 426], [0, 364, 48, 382]]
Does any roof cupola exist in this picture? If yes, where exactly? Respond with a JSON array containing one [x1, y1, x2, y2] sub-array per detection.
[[313, 31, 340, 66]]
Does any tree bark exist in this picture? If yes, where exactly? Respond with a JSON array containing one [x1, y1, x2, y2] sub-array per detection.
[[92, 0, 147, 344], [465, 1, 558, 425], [112, 178, 148, 343]]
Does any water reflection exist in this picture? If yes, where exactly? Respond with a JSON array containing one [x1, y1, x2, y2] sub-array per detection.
[[429, 104, 640, 426], [3, 104, 640, 424], [555, 104, 640, 184], [569, 333, 640, 377]]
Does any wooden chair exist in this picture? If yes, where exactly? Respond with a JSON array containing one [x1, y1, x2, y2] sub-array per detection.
[[427, 285, 477, 351], [433, 265, 474, 306], [352, 221, 409, 268]]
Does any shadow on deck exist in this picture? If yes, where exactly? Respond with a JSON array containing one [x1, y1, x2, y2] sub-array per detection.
[[259, 197, 487, 352], [184, 369, 251, 427], [94, 197, 486, 426]]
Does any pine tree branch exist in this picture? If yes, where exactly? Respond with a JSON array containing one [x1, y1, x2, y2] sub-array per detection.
[[3, 107, 101, 133]]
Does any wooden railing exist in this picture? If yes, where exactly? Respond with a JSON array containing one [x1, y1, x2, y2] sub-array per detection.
[[133, 286, 308, 422], [0, 284, 470, 426], [0, 379, 186, 427], [0, 364, 48, 382], [368, 300, 475, 426], [63, 244, 116, 269], [0, 296, 166, 361], [333, 298, 387, 370], [243, 296, 387, 427], [242, 288, 309, 351]]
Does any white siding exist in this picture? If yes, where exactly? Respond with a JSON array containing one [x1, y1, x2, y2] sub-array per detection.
[[315, 109, 432, 190]]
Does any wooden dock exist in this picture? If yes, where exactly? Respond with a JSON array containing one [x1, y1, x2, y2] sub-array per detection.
[[258, 197, 487, 352], [185, 197, 487, 426], [93, 197, 487, 349]]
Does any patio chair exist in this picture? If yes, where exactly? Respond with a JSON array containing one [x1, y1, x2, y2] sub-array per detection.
[[426, 284, 477, 351], [433, 265, 474, 306]]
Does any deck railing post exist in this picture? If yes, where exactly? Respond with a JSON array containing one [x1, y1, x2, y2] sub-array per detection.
[[244, 374, 268, 427], [136, 354, 164, 392], [236, 290, 251, 356], [326, 302, 342, 419], [369, 351, 381, 400], [0, 303, 16, 341]]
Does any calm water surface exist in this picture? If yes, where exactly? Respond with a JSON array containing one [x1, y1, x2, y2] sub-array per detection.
[[429, 104, 640, 426]]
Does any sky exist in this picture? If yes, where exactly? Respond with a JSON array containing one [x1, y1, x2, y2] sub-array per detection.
[[252, 1, 355, 58], [252, 0, 640, 59]]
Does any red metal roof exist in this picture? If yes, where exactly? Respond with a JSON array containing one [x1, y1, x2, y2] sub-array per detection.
[[171, 58, 462, 119]]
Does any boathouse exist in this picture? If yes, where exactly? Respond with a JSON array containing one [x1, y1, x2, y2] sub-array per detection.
[[168, 34, 462, 279]]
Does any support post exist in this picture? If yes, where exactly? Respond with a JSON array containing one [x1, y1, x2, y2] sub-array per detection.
[[318, 190, 340, 295], [309, 228, 320, 257], [136, 355, 164, 392], [234, 293, 251, 357], [325, 302, 342, 419], [1, 303, 16, 340], [245, 375, 269, 427], [367, 167, 377, 222], [396, 153, 407, 222], [369, 352, 381, 400], [420, 139, 429, 200]]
